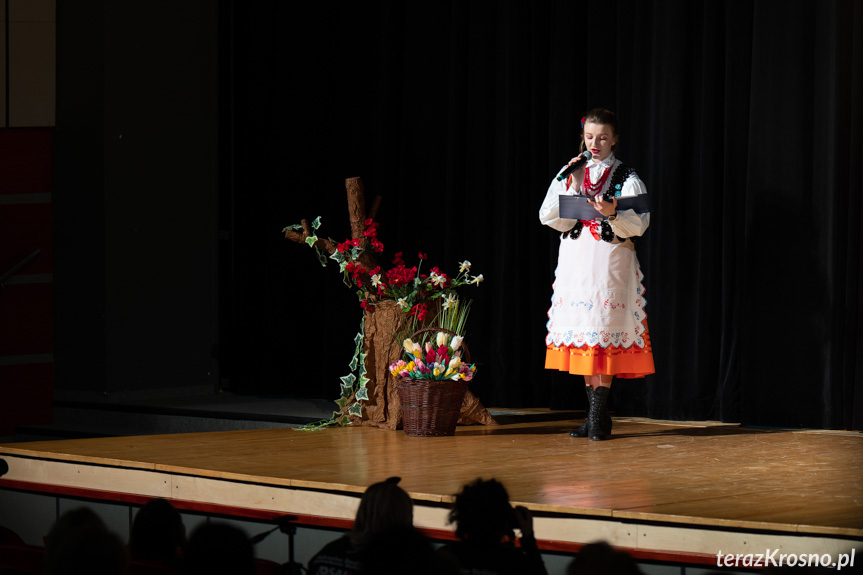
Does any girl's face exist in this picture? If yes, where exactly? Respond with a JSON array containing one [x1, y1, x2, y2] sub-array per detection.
[[583, 122, 618, 162]]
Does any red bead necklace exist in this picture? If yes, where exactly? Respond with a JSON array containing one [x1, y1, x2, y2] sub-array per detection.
[[582, 162, 613, 197]]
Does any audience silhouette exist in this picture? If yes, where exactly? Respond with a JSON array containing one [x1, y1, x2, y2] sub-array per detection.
[[129, 498, 186, 571], [307, 476, 413, 575], [566, 541, 643, 575], [1, 492, 715, 575], [43, 508, 127, 575], [437, 478, 548, 575]]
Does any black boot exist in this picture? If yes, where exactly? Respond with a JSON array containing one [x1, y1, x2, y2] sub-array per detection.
[[588, 386, 612, 441], [570, 386, 593, 437]]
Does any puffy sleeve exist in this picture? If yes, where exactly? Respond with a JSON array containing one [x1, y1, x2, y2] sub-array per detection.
[[609, 173, 650, 238], [538, 166, 578, 232]]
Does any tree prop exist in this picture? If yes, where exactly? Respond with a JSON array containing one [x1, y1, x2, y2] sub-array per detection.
[[284, 178, 495, 430]]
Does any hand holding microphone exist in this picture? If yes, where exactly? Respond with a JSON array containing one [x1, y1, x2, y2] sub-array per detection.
[[556, 150, 592, 181]]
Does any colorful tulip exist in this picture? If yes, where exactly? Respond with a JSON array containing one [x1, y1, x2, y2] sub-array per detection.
[[450, 335, 463, 352], [403, 338, 415, 355]]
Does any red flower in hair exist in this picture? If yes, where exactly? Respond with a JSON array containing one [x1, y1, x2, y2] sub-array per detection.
[[580, 116, 586, 128]]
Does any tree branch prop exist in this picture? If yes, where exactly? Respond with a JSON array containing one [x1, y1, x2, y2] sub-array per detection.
[[283, 177, 382, 429], [284, 177, 379, 273]]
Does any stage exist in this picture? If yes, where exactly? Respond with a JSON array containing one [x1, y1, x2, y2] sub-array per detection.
[[1, 410, 861, 566]]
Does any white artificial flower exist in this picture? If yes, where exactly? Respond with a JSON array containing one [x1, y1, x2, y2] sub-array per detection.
[[442, 293, 458, 310], [459, 260, 472, 273], [450, 335, 463, 351], [371, 273, 382, 287], [430, 271, 446, 287], [470, 274, 484, 285], [436, 331, 449, 348]]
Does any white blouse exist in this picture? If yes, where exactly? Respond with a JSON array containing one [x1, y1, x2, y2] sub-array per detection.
[[538, 154, 650, 238]]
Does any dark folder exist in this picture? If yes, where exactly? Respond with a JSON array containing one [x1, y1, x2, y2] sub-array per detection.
[[559, 194, 651, 220]]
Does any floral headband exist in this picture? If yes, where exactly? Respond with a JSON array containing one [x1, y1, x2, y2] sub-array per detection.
[[580, 116, 586, 128]]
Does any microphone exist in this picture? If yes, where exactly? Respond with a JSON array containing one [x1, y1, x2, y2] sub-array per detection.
[[556, 150, 592, 181]]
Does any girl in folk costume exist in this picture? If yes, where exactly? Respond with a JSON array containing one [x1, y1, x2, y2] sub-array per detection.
[[539, 108, 654, 441]]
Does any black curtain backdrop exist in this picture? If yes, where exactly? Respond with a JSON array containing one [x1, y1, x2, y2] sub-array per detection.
[[222, 0, 862, 429]]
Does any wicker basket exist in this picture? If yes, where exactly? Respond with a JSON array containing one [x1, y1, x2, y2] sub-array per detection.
[[396, 327, 471, 437]]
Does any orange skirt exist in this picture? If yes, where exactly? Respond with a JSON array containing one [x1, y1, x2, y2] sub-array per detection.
[[544, 324, 654, 379]]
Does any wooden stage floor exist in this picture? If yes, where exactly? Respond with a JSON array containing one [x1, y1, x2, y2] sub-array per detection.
[[1, 410, 861, 562]]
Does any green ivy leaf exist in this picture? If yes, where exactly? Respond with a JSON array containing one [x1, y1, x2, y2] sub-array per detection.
[[311, 216, 322, 230], [355, 387, 369, 401], [335, 397, 347, 409], [305, 235, 318, 247], [348, 357, 358, 371], [348, 403, 363, 417], [315, 247, 327, 267], [338, 415, 351, 425], [282, 223, 303, 232], [358, 375, 370, 387], [340, 373, 356, 387]]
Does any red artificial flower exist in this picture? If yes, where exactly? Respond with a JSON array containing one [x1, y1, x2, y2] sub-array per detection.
[[384, 264, 417, 288], [360, 299, 369, 309], [418, 252, 427, 260], [363, 220, 380, 238], [410, 303, 428, 321], [364, 218, 373, 226], [392, 252, 404, 265]]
